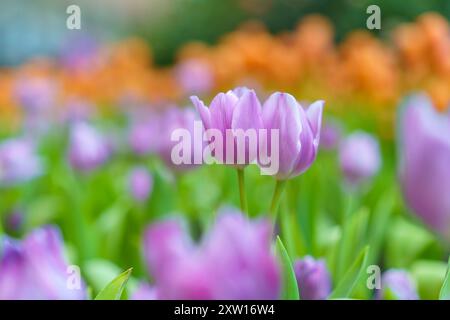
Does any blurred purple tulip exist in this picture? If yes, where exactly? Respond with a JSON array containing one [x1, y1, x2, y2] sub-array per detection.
[[377, 269, 418, 300], [0, 226, 86, 300], [138, 209, 281, 299], [399, 94, 450, 239], [294, 256, 331, 300], [4, 210, 23, 234], [339, 131, 381, 185], [0, 138, 43, 186], [13, 77, 56, 113], [176, 59, 214, 95], [320, 119, 342, 150], [260, 92, 324, 179], [128, 166, 153, 203], [68, 122, 110, 171], [61, 98, 94, 124], [191, 88, 264, 166], [157, 107, 203, 171], [128, 115, 160, 156]]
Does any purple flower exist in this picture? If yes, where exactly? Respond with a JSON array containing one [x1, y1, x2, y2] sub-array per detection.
[[128, 166, 153, 203], [377, 269, 418, 300], [0, 226, 87, 300], [128, 114, 160, 156], [399, 94, 450, 239], [13, 77, 56, 113], [68, 122, 110, 171], [294, 256, 332, 300], [61, 97, 94, 124], [191, 88, 264, 166], [320, 119, 342, 150], [176, 59, 214, 95], [339, 131, 381, 185], [0, 138, 43, 186], [157, 107, 203, 171], [139, 209, 281, 299], [260, 92, 324, 179]]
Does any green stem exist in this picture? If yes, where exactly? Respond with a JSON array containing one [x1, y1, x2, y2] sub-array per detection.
[[269, 180, 287, 224], [237, 168, 248, 215]]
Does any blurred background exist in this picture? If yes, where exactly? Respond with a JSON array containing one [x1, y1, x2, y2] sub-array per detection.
[[1, 0, 449, 65]]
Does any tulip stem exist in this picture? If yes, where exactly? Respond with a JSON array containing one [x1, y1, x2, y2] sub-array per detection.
[[237, 168, 248, 215], [270, 180, 287, 223]]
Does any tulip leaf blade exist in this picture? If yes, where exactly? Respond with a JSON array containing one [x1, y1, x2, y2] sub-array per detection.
[[275, 236, 300, 300], [328, 246, 369, 299], [94, 268, 133, 300], [439, 256, 450, 300]]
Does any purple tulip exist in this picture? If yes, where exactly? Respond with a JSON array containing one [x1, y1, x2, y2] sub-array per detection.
[[339, 131, 381, 185], [128, 166, 153, 202], [191, 88, 264, 166], [128, 115, 160, 156], [139, 209, 281, 299], [294, 256, 332, 300], [176, 59, 214, 95], [260, 92, 324, 179], [0, 226, 86, 300], [61, 98, 94, 124], [320, 119, 342, 150], [157, 107, 203, 171], [399, 94, 450, 239], [0, 138, 43, 186], [13, 77, 56, 113], [68, 122, 110, 171], [377, 269, 418, 300]]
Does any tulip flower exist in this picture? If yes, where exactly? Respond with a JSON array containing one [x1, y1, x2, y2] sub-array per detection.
[[191, 87, 264, 166], [260, 92, 324, 180], [339, 131, 381, 185], [399, 94, 450, 239], [294, 256, 332, 300], [0, 138, 43, 186], [175, 59, 214, 95], [377, 269, 418, 300], [0, 226, 86, 300], [128, 115, 161, 156], [320, 119, 342, 150], [128, 166, 153, 203], [13, 77, 56, 113], [157, 107, 204, 171], [137, 209, 281, 299], [68, 122, 110, 171]]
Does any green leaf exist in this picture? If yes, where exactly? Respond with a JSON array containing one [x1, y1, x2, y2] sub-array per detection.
[[439, 256, 450, 300], [335, 208, 369, 281], [411, 260, 447, 299], [94, 268, 133, 300], [328, 246, 369, 299], [275, 236, 300, 300]]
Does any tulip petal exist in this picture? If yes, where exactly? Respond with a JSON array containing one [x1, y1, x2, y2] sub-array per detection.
[[262, 92, 302, 179]]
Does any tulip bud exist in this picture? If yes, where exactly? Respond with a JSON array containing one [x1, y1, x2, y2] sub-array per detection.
[[140, 209, 281, 299], [176, 59, 214, 95], [128, 166, 153, 203], [0, 226, 86, 299], [68, 122, 110, 171], [377, 269, 418, 300], [398, 94, 450, 240], [339, 131, 381, 185], [260, 92, 324, 179], [0, 138, 43, 186], [294, 256, 331, 300], [192, 88, 264, 167]]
